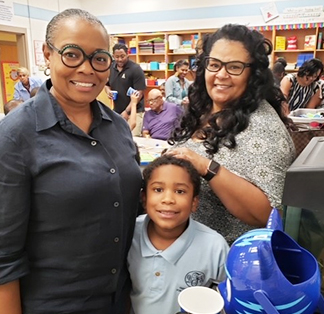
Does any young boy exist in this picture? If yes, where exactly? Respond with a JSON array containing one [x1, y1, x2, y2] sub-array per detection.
[[127, 155, 229, 314]]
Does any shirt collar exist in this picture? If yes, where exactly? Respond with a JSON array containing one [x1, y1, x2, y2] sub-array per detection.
[[140, 214, 195, 264], [35, 79, 112, 132]]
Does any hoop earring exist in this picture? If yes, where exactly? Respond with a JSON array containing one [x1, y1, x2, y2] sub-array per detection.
[[44, 67, 50, 76]]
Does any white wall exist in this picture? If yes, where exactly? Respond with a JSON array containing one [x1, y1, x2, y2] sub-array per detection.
[[80, 0, 324, 34], [1, 0, 324, 77]]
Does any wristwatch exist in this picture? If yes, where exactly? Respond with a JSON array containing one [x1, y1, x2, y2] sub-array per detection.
[[202, 160, 220, 181]]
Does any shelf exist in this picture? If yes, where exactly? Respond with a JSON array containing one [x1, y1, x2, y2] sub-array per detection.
[[167, 52, 196, 55], [138, 53, 165, 56], [274, 50, 315, 53]]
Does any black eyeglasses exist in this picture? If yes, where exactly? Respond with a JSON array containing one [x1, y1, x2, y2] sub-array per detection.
[[204, 57, 252, 76], [47, 42, 112, 72]]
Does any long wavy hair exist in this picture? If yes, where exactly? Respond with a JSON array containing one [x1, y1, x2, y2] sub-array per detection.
[[169, 24, 286, 156]]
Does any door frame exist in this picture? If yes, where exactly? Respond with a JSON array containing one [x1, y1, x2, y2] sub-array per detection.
[[0, 25, 29, 108]]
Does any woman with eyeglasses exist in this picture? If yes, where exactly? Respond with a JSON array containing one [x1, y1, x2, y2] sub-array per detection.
[[166, 24, 295, 245], [280, 58, 324, 113], [0, 8, 142, 314]]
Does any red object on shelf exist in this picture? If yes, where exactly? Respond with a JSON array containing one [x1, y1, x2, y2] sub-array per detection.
[[146, 79, 156, 85]]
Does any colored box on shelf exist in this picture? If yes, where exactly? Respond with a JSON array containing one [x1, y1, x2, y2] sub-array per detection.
[[129, 40, 136, 47], [129, 47, 136, 54], [140, 63, 149, 70], [146, 79, 156, 86], [275, 36, 286, 50], [169, 35, 182, 50], [296, 53, 313, 68], [317, 32, 323, 49], [159, 62, 166, 70], [304, 35, 316, 50], [168, 63, 175, 70], [150, 61, 160, 70]]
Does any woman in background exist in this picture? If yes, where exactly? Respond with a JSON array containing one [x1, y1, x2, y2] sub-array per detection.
[[165, 59, 191, 107], [280, 58, 323, 112], [167, 24, 295, 245], [0, 8, 142, 314]]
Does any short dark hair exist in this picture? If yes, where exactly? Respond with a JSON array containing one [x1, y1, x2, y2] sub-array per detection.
[[4, 99, 23, 115], [142, 155, 201, 197], [297, 58, 323, 79], [112, 43, 128, 54], [272, 62, 285, 75], [46, 8, 108, 47], [174, 59, 189, 72]]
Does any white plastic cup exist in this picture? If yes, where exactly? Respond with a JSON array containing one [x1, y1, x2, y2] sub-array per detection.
[[126, 86, 137, 96], [111, 90, 118, 100], [178, 286, 224, 314]]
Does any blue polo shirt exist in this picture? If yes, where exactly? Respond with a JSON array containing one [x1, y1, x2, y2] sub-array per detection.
[[13, 76, 43, 101], [0, 79, 142, 314], [128, 215, 229, 314], [142, 101, 183, 140]]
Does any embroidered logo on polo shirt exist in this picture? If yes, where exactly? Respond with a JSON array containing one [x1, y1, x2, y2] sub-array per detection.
[[184, 271, 205, 287]]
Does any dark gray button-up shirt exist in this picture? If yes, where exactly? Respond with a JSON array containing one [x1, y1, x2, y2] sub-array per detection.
[[0, 79, 142, 313]]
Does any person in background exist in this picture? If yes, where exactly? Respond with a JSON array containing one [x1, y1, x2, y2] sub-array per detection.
[[142, 88, 183, 140], [167, 24, 295, 245], [280, 58, 323, 113], [4, 99, 23, 115], [165, 59, 191, 107], [0, 8, 142, 314], [128, 155, 229, 314], [126, 91, 141, 131], [159, 82, 166, 99], [272, 61, 285, 87], [105, 43, 146, 136], [13, 67, 43, 101]]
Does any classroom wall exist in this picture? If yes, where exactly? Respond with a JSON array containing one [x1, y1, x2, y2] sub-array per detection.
[[1, 0, 324, 79], [82, 0, 324, 34]]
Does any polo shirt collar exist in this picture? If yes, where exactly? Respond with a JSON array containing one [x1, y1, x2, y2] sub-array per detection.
[[35, 79, 112, 132], [140, 215, 195, 264]]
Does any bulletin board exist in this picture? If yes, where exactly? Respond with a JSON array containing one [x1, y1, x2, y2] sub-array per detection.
[[1, 61, 19, 103]]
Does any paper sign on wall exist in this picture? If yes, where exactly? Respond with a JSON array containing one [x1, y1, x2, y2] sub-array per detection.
[[260, 2, 279, 23]]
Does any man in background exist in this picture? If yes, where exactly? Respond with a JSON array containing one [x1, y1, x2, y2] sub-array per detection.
[[13, 67, 43, 101], [142, 88, 183, 141], [105, 44, 146, 136]]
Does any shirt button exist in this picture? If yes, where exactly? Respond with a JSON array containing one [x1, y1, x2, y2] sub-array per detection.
[[110, 168, 116, 174], [155, 272, 161, 277], [111, 268, 117, 274], [91, 140, 97, 146], [114, 202, 119, 207], [114, 237, 119, 243]]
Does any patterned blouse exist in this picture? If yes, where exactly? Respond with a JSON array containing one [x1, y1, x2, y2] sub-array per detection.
[[286, 73, 319, 111], [176, 101, 296, 245]]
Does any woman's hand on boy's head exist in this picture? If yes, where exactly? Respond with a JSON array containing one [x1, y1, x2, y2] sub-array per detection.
[[164, 148, 210, 177]]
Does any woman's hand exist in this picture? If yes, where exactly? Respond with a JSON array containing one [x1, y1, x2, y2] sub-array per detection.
[[165, 147, 210, 177]]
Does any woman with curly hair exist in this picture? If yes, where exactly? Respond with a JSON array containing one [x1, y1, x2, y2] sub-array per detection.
[[167, 24, 295, 245]]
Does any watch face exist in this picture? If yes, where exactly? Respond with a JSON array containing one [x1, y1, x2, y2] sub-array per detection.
[[209, 160, 220, 174]]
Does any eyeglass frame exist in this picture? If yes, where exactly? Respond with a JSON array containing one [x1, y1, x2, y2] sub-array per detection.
[[204, 56, 253, 76], [47, 42, 113, 72], [146, 96, 162, 104]]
